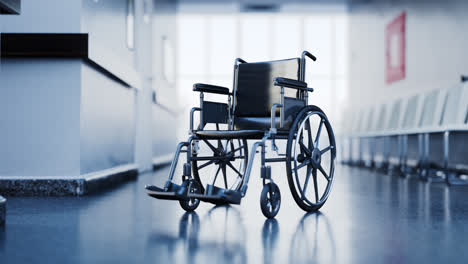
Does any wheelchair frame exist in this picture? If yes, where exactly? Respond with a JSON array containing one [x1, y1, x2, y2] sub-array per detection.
[[146, 51, 337, 218]]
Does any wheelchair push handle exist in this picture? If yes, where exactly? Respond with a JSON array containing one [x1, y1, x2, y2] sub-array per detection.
[[300, 51, 316, 82], [302, 51, 317, 61], [235, 58, 247, 64]]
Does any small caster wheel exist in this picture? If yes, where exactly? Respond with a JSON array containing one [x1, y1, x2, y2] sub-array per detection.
[[260, 182, 281, 218], [179, 180, 201, 212]]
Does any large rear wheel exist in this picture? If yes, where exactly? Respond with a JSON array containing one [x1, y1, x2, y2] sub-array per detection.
[[286, 106, 337, 212], [192, 138, 248, 194]]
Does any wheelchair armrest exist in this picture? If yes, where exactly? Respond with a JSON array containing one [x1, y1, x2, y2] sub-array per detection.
[[274, 77, 314, 92], [275, 77, 307, 88], [193, 83, 231, 95]]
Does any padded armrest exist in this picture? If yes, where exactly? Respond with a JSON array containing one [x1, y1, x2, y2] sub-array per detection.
[[274, 77, 314, 92], [193, 83, 230, 95], [275, 77, 307, 88]]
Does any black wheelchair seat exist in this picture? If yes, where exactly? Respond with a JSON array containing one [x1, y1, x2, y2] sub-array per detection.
[[194, 129, 264, 139], [234, 117, 292, 130]]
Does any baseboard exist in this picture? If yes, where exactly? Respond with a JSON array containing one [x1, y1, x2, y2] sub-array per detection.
[[0, 164, 138, 196], [152, 154, 173, 170], [83, 164, 138, 194], [0, 195, 5, 225]]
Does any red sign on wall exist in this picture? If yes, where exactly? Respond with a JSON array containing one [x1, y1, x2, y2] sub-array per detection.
[[385, 12, 406, 84]]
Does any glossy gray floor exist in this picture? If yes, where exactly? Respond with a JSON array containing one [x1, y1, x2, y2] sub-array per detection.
[[2, 165, 468, 263]]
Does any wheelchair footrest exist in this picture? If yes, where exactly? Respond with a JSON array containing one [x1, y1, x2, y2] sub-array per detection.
[[188, 184, 242, 205], [145, 181, 188, 201]]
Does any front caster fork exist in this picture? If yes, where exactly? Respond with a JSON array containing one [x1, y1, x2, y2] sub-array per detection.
[[260, 165, 281, 218]]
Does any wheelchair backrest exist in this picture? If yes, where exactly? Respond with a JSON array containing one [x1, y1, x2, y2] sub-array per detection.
[[234, 58, 301, 117]]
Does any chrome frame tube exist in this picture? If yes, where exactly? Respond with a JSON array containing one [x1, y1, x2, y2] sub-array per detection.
[[228, 95, 232, 130], [280, 86, 285, 128], [271, 104, 283, 129], [301, 51, 316, 104], [301, 56, 306, 103], [240, 135, 268, 196], [190, 107, 201, 132], [231, 58, 246, 128], [167, 137, 193, 184], [199, 92, 204, 130]]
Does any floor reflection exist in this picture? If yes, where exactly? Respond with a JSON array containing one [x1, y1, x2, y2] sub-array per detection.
[[289, 212, 336, 264], [146, 205, 247, 264], [147, 212, 200, 263], [262, 219, 279, 264], [146, 206, 339, 264], [4, 166, 468, 263]]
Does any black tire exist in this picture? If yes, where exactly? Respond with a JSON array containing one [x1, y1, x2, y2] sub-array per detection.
[[192, 139, 248, 193], [179, 180, 202, 212], [260, 182, 281, 218], [286, 105, 337, 212]]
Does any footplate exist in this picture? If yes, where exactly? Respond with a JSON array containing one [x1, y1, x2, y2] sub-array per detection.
[[145, 181, 188, 201], [188, 184, 242, 205]]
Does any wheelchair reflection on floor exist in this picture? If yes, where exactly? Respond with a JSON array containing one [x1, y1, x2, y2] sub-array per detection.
[[146, 51, 337, 218]]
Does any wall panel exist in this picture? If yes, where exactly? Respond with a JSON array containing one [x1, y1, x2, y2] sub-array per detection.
[[80, 63, 136, 174]]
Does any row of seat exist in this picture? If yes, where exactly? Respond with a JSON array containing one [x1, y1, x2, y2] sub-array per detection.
[[339, 80, 468, 185]]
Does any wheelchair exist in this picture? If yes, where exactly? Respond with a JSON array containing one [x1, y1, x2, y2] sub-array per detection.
[[146, 51, 337, 218]]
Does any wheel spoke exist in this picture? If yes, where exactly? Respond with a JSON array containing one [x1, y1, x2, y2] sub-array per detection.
[[269, 189, 274, 204], [192, 156, 222, 161], [223, 140, 230, 152], [312, 169, 319, 203], [296, 159, 310, 170], [231, 146, 244, 153], [306, 119, 314, 149], [320, 145, 333, 155], [222, 165, 228, 189], [315, 119, 324, 148], [203, 139, 219, 154], [230, 140, 235, 153], [212, 166, 221, 185], [197, 160, 216, 170], [318, 164, 330, 181], [299, 141, 311, 156], [302, 166, 313, 199], [227, 161, 242, 177]]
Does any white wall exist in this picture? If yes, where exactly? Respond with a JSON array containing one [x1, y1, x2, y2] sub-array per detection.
[[0, 0, 82, 177], [134, 0, 154, 172], [80, 63, 136, 174], [0, 59, 82, 177], [348, 0, 468, 112], [150, 0, 179, 161], [1, 0, 179, 178], [0, 0, 81, 33]]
